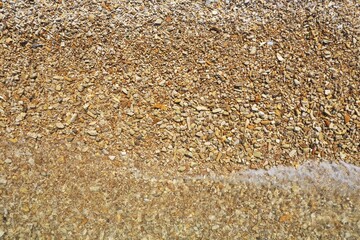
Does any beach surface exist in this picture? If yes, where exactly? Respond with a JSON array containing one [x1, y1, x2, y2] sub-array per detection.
[[0, 0, 359, 238]]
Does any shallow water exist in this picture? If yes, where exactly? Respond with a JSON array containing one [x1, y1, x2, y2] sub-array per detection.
[[205, 160, 360, 192], [132, 160, 360, 194], [1, 140, 360, 238]]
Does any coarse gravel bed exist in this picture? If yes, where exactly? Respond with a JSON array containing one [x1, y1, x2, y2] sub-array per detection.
[[0, 0, 359, 239]]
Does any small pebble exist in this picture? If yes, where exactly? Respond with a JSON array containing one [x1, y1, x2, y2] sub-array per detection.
[[87, 130, 98, 136], [28, 158, 35, 165], [154, 18, 163, 25], [294, 79, 300, 85], [294, 126, 301, 132], [289, 149, 297, 157], [251, 105, 259, 112], [196, 106, 209, 111], [120, 151, 127, 156], [249, 46, 257, 55], [0, 177, 7, 185], [5, 159, 12, 164], [178, 166, 186, 172], [56, 122, 65, 129], [253, 151, 262, 158], [276, 53, 285, 61]]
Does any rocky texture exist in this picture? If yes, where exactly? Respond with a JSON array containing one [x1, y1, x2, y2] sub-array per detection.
[[1, 140, 360, 239], [0, 0, 359, 238]]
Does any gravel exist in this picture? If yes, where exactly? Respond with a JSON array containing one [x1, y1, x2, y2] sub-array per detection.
[[0, 140, 359, 239], [0, 0, 359, 238]]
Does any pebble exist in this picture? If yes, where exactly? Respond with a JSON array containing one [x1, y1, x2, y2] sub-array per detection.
[[184, 151, 193, 158], [173, 99, 182, 104], [261, 120, 271, 125], [173, 116, 182, 122], [0, 177, 7, 185], [53, 75, 63, 80], [68, 113, 78, 124], [282, 144, 291, 149], [324, 90, 331, 96], [314, 126, 322, 132], [109, 156, 116, 161], [251, 105, 259, 112], [15, 112, 26, 122], [154, 18, 163, 25], [28, 158, 35, 165], [88, 14, 95, 22], [5, 37, 13, 44], [302, 148, 311, 153], [27, 132, 40, 139], [195, 132, 203, 137], [344, 113, 350, 123], [212, 225, 220, 230], [276, 53, 285, 61], [212, 108, 223, 114], [83, 103, 90, 110], [324, 51, 332, 58], [294, 126, 301, 132], [289, 149, 297, 157], [178, 166, 186, 172], [90, 186, 100, 192], [211, 10, 219, 15], [234, 83, 242, 90], [8, 138, 17, 143], [253, 151, 262, 158], [294, 79, 300, 85], [254, 118, 262, 124], [249, 46, 257, 55], [4, 159, 12, 164], [196, 106, 209, 111], [205, 0, 218, 5], [56, 122, 65, 129], [30, 73, 37, 79], [121, 88, 128, 95], [190, 162, 198, 168], [86, 130, 98, 136]]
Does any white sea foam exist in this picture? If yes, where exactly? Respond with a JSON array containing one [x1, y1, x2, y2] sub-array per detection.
[[183, 161, 360, 193], [129, 160, 360, 194], [234, 161, 359, 189]]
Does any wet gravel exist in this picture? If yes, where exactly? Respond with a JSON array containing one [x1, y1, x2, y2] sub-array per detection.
[[0, 0, 359, 238]]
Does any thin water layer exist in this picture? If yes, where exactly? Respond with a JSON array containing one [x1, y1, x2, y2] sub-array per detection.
[[128, 158, 360, 192], [190, 160, 360, 192], [1, 141, 360, 238]]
